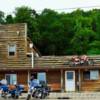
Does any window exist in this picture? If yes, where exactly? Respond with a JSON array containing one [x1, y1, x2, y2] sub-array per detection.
[[90, 70, 99, 80], [83, 71, 90, 80], [83, 70, 99, 80], [31, 73, 37, 79], [67, 72, 73, 80], [5, 74, 17, 85], [8, 44, 16, 56], [37, 72, 46, 83]]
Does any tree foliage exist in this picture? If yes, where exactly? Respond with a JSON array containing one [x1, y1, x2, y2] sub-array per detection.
[[1, 7, 100, 55], [0, 11, 5, 24], [14, 6, 38, 38], [5, 15, 14, 24]]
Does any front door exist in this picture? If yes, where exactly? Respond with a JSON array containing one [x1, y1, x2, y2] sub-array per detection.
[[65, 71, 75, 91]]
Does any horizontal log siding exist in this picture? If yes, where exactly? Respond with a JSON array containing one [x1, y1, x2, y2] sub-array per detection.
[[0, 23, 31, 69], [17, 71, 28, 84], [82, 81, 100, 91], [47, 70, 61, 91], [0, 71, 27, 84], [81, 69, 100, 91]]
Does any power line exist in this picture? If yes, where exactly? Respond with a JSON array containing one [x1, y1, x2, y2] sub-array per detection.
[[36, 5, 100, 12]]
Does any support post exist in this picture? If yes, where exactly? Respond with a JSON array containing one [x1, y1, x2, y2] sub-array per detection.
[[61, 70, 64, 92], [78, 69, 81, 91], [28, 70, 30, 87]]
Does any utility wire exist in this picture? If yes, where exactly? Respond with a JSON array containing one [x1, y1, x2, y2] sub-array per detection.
[[36, 5, 100, 12]]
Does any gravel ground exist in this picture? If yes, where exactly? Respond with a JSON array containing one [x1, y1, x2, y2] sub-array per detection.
[[1, 92, 100, 100]]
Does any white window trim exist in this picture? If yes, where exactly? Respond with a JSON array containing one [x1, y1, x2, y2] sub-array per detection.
[[8, 44, 16, 57], [37, 72, 46, 83], [5, 74, 17, 85]]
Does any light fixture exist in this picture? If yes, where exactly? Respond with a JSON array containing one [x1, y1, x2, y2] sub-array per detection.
[[16, 31, 20, 35], [29, 43, 33, 48]]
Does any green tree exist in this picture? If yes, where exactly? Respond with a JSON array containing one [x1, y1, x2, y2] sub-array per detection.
[[14, 6, 38, 38], [33, 9, 75, 55], [5, 15, 14, 24], [87, 41, 100, 55], [71, 28, 96, 54], [4, 7, 100, 55], [0, 11, 5, 24]]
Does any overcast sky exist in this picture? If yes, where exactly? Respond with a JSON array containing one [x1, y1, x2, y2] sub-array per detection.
[[0, 0, 100, 14]]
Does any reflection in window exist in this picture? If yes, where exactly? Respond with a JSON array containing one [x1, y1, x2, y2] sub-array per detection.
[[5, 74, 17, 85], [37, 72, 46, 83]]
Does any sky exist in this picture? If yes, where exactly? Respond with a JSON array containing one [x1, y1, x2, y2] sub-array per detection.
[[0, 0, 100, 14]]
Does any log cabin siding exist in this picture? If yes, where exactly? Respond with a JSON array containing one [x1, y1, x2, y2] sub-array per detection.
[[0, 23, 26, 38], [81, 80, 100, 91], [81, 69, 100, 91], [0, 71, 27, 84], [0, 24, 100, 92], [17, 71, 28, 84], [0, 23, 32, 69], [46, 70, 61, 91]]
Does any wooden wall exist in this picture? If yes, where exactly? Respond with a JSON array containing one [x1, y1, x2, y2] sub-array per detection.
[[0, 71, 28, 85], [46, 70, 61, 91], [17, 71, 28, 84], [1, 69, 100, 92], [0, 72, 5, 80], [81, 69, 100, 91], [81, 80, 100, 91], [0, 23, 32, 69]]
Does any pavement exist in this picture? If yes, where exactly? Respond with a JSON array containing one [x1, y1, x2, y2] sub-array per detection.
[[1, 92, 100, 100]]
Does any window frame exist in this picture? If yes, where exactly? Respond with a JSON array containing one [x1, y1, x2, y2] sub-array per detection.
[[5, 74, 17, 85], [90, 70, 99, 80], [8, 44, 16, 57], [37, 72, 46, 83], [83, 70, 99, 81]]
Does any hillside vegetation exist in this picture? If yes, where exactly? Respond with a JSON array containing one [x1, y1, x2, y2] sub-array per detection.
[[0, 7, 100, 55]]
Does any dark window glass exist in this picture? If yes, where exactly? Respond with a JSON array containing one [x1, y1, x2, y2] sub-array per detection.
[[67, 72, 73, 80], [31, 73, 37, 79], [8, 44, 16, 56], [83, 71, 90, 80], [9, 52, 15, 56]]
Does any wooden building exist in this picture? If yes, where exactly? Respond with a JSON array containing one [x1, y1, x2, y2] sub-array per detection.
[[0, 23, 100, 92], [0, 23, 39, 90]]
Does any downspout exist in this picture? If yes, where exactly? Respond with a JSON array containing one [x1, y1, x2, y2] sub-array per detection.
[[27, 52, 34, 68], [31, 52, 34, 68], [29, 43, 34, 68]]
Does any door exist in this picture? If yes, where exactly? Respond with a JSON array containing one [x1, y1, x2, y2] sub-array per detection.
[[65, 71, 75, 91]]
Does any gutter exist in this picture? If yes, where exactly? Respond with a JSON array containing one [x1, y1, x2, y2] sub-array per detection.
[[27, 52, 34, 68]]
